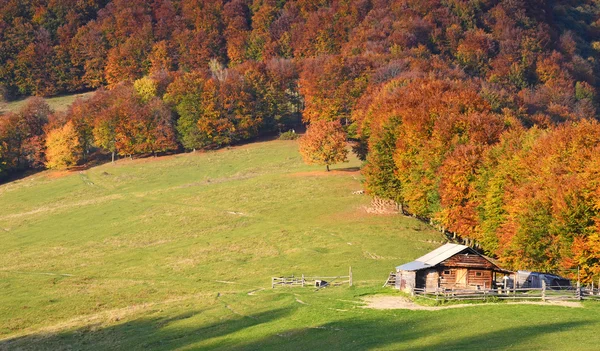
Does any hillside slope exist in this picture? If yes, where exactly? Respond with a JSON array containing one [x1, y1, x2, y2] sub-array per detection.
[[0, 91, 94, 115], [1, 140, 600, 350]]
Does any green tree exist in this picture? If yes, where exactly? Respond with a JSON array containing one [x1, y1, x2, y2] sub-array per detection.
[[93, 107, 119, 162], [363, 116, 403, 205], [164, 72, 207, 151]]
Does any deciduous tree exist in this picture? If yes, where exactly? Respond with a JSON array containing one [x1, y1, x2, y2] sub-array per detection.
[[45, 121, 81, 169], [299, 119, 348, 171]]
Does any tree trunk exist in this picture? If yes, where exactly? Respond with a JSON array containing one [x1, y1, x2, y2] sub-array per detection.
[[111, 151, 115, 163], [326, 164, 330, 172]]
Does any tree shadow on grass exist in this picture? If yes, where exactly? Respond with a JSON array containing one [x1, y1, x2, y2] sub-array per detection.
[[0, 308, 292, 351], [0, 309, 591, 351], [331, 166, 361, 172], [0, 168, 45, 185], [230, 318, 590, 351]]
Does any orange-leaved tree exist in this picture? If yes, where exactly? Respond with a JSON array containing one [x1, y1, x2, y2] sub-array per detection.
[[45, 121, 81, 169], [299, 120, 348, 172]]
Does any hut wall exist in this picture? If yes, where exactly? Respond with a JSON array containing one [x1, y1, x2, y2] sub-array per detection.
[[440, 253, 495, 269], [439, 268, 457, 288], [415, 269, 441, 292], [416, 270, 426, 289], [467, 269, 493, 289], [439, 268, 494, 290], [397, 271, 416, 293]]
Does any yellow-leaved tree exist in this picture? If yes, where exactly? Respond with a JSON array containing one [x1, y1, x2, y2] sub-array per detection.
[[133, 76, 158, 103], [45, 121, 81, 169], [299, 120, 348, 171]]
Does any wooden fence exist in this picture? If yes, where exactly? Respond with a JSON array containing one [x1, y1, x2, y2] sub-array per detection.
[[413, 283, 600, 302], [272, 267, 353, 289]]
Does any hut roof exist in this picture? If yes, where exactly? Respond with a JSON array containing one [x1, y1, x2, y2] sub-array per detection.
[[396, 243, 472, 271]]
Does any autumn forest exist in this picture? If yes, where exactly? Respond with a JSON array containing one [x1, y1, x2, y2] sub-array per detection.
[[2, 0, 600, 281]]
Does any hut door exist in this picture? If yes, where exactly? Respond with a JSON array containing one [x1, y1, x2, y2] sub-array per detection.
[[456, 268, 468, 287]]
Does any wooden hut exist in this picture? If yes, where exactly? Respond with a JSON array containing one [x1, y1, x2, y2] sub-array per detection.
[[395, 243, 511, 293]]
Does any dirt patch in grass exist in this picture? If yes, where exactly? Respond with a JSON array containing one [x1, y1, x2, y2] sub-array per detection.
[[0, 194, 123, 220], [288, 168, 361, 177], [326, 205, 407, 224], [45, 170, 75, 179], [362, 295, 583, 310], [107, 153, 181, 166]]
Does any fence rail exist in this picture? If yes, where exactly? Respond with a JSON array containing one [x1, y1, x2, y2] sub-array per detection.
[[272, 267, 353, 289], [412, 284, 600, 301]]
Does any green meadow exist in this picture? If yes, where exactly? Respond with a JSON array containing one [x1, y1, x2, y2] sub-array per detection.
[[0, 91, 95, 115], [1, 140, 599, 350]]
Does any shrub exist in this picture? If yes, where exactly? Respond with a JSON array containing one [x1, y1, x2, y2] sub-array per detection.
[[279, 130, 299, 140]]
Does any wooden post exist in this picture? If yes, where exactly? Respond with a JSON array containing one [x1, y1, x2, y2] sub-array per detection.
[[541, 279, 546, 302], [302, 274, 305, 287], [349, 266, 353, 287]]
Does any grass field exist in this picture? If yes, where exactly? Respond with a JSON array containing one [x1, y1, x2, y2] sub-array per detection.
[[1, 140, 600, 350], [0, 91, 95, 115]]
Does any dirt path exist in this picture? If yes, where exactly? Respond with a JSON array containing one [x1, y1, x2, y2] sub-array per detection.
[[362, 296, 583, 311], [0, 194, 123, 221]]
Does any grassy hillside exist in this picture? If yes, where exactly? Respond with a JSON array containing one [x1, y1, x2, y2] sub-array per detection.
[[0, 91, 95, 115], [1, 140, 599, 350]]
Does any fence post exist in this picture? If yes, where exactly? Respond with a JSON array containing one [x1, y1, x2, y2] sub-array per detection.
[[541, 279, 546, 302], [349, 266, 353, 287], [302, 274, 305, 287]]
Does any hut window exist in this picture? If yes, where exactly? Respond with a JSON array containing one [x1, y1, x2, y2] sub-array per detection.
[[444, 270, 450, 275], [475, 272, 482, 277]]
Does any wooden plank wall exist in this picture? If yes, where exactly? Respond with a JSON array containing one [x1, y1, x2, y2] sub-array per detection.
[[467, 269, 493, 288], [439, 268, 457, 288], [438, 268, 493, 289], [399, 271, 416, 292], [441, 253, 495, 269]]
